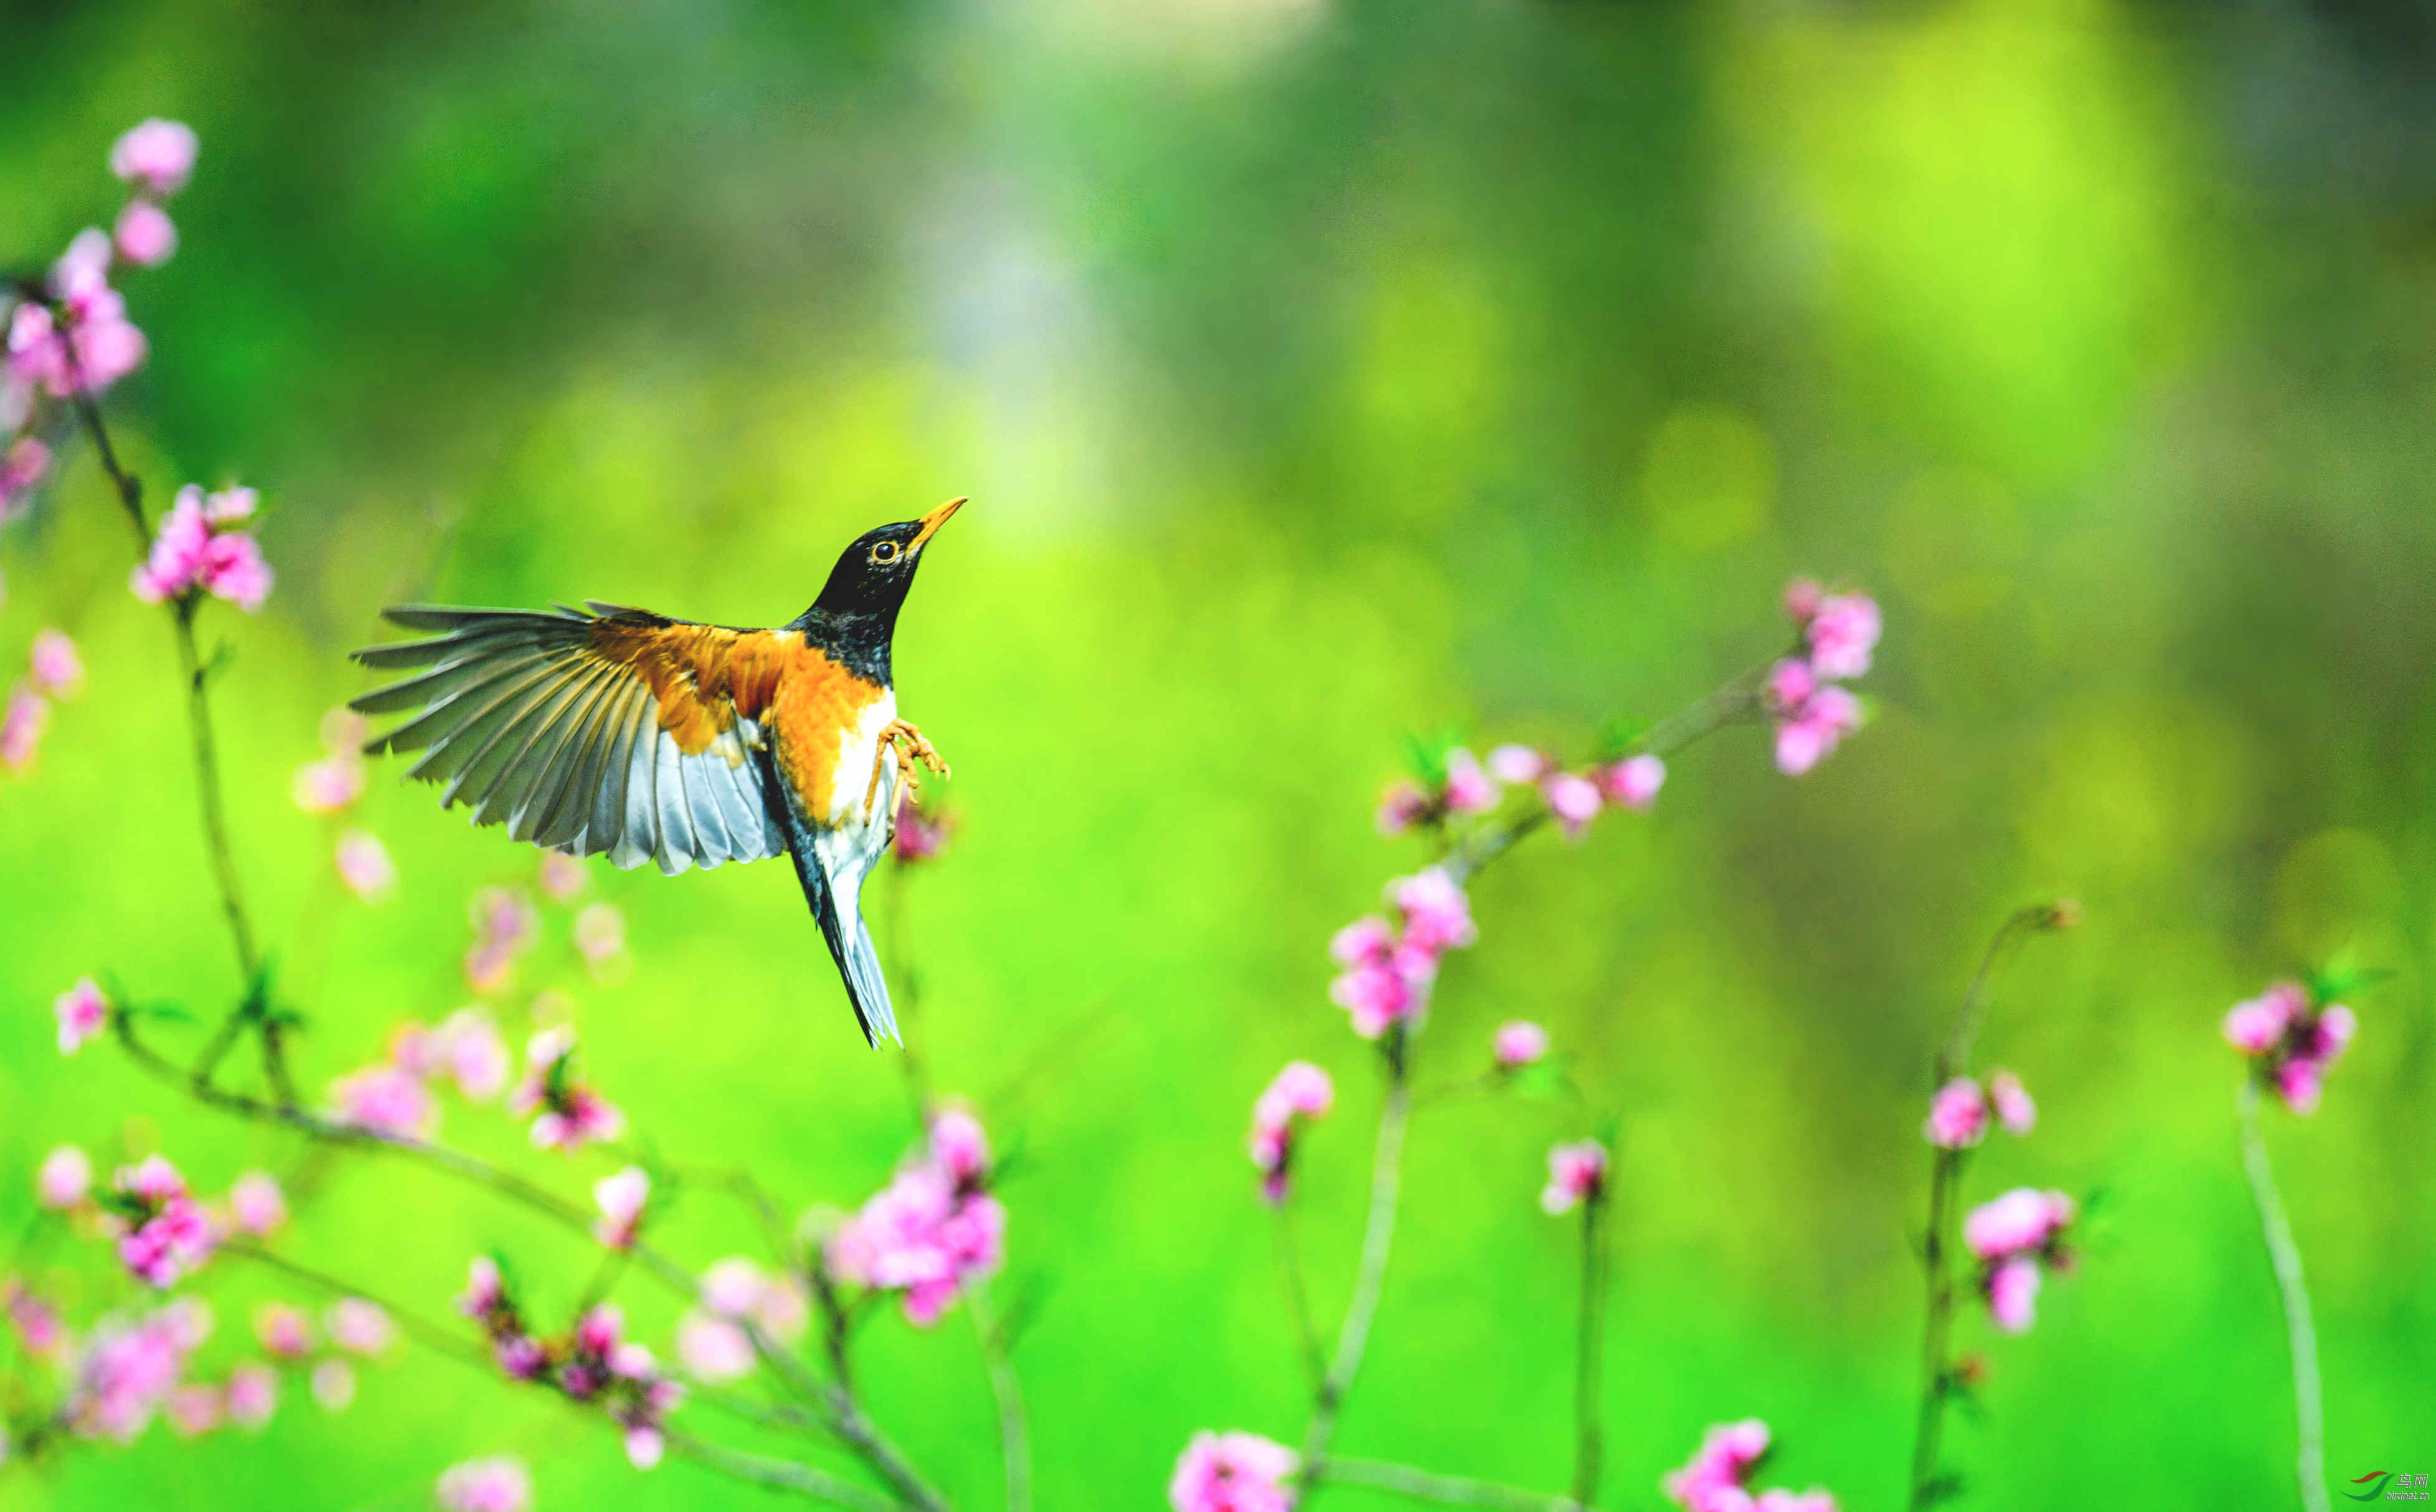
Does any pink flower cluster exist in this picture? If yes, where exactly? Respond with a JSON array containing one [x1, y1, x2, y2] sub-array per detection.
[[459, 1256, 547, 1381], [1378, 744, 1663, 841], [826, 1108, 1006, 1327], [3, 630, 82, 776], [1328, 866, 1477, 1039], [465, 886, 541, 993], [676, 1257, 810, 1382], [592, 1166, 650, 1250], [437, 1455, 534, 1512], [1766, 581, 1879, 776], [108, 120, 197, 266], [2222, 980, 2357, 1115], [9, 229, 148, 401], [1248, 1061, 1334, 1204], [130, 484, 272, 610], [54, 975, 110, 1054], [1662, 1419, 1836, 1512], [1963, 1188, 2076, 1334], [62, 1298, 210, 1442], [1168, 1430, 1299, 1512], [105, 1156, 217, 1288], [1, 436, 50, 522], [892, 788, 958, 862], [507, 1025, 626, 1152], [1540, 1139, 1608, 1216], [329, 1008, 512, 1139], [1922, 1070, 2036, 1148], [1493, 1019, 1549, 1069], [558, 1302, 682, 1469]]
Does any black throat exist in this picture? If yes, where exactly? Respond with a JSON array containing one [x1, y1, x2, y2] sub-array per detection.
[[789, 603, 895, 686]]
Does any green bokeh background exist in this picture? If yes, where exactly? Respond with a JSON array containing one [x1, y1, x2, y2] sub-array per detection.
[[2, 1, 2432, 1506]]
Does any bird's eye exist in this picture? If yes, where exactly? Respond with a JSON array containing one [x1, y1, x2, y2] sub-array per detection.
[[870, 541, 902, 566]]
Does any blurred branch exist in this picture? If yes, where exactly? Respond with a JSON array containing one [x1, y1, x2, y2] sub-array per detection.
[[70, 390, 285, 1103], [1321, 1457, 1611, 1511], [1298, 1039, 1412, 1480], [1569, 1191, 1610, 1506], [1908, 902, 2074, 1510], [967, 1285, 1031, 1512], [2237, 1080, 2328, 1512], [663, 1430, 902, 1512], [1273, 1204, 1328, 1391]]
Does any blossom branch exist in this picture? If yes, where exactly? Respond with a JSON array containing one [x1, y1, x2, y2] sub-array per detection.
[[967, 1285, 1032, 1512], [663, 1430, 905, 1512], [1907, 902, 2072, 1510], [1320, 1455, 1615, 1511], [1297, 1039, 1412, 1478], [2236, 1080, 2328, 1512]]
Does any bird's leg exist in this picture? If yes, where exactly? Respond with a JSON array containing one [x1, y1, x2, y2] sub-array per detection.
[[862, 719, 952, 820]]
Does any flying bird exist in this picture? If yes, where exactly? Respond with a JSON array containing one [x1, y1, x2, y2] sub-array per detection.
[[348, 498, 966, 1047]]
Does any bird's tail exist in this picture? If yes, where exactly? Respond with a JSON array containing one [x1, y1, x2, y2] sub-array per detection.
[[763, 752, 899, 1047]]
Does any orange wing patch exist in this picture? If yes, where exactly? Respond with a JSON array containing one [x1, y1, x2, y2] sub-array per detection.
[[584, 621, 800, 759]]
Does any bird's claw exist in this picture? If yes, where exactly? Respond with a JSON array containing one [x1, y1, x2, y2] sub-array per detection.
[[864, 719, 951, 821]]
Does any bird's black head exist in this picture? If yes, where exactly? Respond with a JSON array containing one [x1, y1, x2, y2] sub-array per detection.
[[792, 497, 965, 681]]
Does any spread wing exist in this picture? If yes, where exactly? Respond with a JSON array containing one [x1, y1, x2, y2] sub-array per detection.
[[349, 603, 790, 875]]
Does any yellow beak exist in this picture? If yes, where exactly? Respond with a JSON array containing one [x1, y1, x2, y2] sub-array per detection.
[[910, 496, 966, 554]]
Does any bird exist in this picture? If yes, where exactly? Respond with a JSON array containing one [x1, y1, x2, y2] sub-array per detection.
[[347, 497, 965, 1047]]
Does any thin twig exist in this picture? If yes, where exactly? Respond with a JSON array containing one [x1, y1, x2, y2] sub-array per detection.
[[1907, 903, 2072, 1510], [663, 1430, 904, 1512], [1299, 1048, 1412, 1479], [1569, 1193, 1608, 1506], [967, 1285, 1032, 1512], [2237, 1080, 2328, 1512], [1321, 1456, 1610, 1511]]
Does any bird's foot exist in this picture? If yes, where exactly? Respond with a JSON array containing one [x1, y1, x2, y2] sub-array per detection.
[[864, 719, 952, 820]]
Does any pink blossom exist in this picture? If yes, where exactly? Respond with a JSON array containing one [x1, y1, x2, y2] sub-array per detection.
[[698, 1257, 808, 1338], [1328, 916, 1392, 965], [456, 1257, 505, 1321], [1986, 1255, 2042, 1334], [1541, 1139, 1609, 1216], [2224, 981, 2357, 1115], [1443, 747, 1501, 814], [1805, 593, 1881, 681], [165, 1382, 224, 1437], [37, 1145, 92, 1208], [55, 976, 108, 1054], [113, 200, 177, 267], [1169, 1430, 1299, 1512], [253, 1302, 314, 1358], [1663, 1418, 1772, 1510], [930, 1108, 992, 1187], [436, 1008, 509, 1100], [2275, 1057, 2325, 1116], [326, 1298, 395, 1356], [110, 120, 199, 197], [227, 1171, 286, 1235], [1249, 1061, 1334, 1204], [197, 529, 273, 610], [1486, 744, 1547, 784], [509, 1027, 626, 1152], [828, 1129, 1006, 1328], [201, 486, 257, 522], [224, 1363, 276, 1429], [676, 1311, 756, 1381], [1963, 1188, 2074, 1262], [1773, 686, 1864, 777], [310, 1358, 356, 1412], [574, 902, 628, 980], [6, 1280, 65, 1359], [1763, 657, 1816, 714], [1, 684, 49, 772], [329, 1062, 437, 1139], [593, 1166, 651, 1249], [891, 790, 957, 861], [538, 849, 588, 903], [65, 1307, 196, 1441], [130, 488, 211, 603], [464, 887, 539, 992], [108, 1158, 217, 1287], [1600, 753, 1664, 812], [1493, 1020, 1549, 1068], [1543, 772, 1603, 841], [1922, 1077, 1989, 1149], [333, 828, 399, 895], [27, 630, 82, 698], [0, 436, 50, 520], [1389, 867, 1476, 952], [1989, 1070, 2036, 1135], [1782, 578, 1823, 623], [437, 1455, 532, 1512], [1754, 1491, 1838, 1512], [291, 754, 365, 814], [1374, 778, 1430, 836], [8, 237, 149, 399]]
